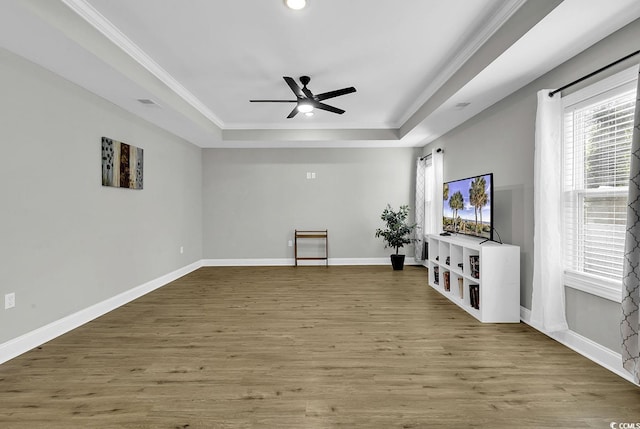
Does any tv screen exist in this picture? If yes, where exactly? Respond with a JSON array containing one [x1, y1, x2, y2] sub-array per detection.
[[443, 173, 493, 240]]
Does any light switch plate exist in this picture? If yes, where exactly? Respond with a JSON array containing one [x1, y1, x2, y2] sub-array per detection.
[[5, 293, 15, 309]]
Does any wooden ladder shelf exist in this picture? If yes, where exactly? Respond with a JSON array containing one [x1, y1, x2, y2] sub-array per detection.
[[294, 229, 328, 266]]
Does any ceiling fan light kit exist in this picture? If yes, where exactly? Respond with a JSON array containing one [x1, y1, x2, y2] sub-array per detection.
[[285, 0, 306, 10], [297, 103, 313, 113], [250, 75, 356, 119]]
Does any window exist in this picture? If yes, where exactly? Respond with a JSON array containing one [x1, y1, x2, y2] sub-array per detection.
[[562, 66, 637, 301]]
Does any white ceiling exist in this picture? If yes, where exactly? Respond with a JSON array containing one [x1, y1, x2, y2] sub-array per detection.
[[1, 0, 639, 148]]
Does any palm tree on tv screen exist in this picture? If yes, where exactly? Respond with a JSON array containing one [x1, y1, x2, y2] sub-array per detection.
[[449, 191, 464, 232], [469, 176, 488, 234]]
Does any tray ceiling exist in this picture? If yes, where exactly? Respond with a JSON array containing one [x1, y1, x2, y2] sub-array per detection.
[[1, 0, 639, 147]]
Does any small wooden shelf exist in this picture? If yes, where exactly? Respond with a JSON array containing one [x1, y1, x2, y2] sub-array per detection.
[[294, 229, 328, 266]]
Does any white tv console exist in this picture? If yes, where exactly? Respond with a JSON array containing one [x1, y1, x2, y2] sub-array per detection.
[[427, 234, 520, 323]]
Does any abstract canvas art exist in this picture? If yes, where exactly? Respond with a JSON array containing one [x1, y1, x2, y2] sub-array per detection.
[[101, 137, 143, 189]]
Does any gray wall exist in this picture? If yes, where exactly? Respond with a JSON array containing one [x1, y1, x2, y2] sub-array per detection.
[[0, 48, 203, 344], [202, 148, 420, 260], [424, 18, 640, 351], [425, 78, 536, 306]]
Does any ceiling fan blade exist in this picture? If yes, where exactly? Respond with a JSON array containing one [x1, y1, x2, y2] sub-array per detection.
[[301, 86, 314, 99], [283, 77, 304, 98], [287, 106, 299, 118], [250, 100, 297, 102], [315, 102, 345, 115], [316, 87, 356, 101]]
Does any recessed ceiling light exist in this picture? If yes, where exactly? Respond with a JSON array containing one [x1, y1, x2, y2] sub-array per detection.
[[285, 0, 306, 10], [297, 103, 314, 113]]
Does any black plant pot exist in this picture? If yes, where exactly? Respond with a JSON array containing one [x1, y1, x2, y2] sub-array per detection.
[[390, 254, 405, 270]]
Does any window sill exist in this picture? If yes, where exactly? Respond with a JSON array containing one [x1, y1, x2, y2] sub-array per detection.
[[563, 270, 622, 303]]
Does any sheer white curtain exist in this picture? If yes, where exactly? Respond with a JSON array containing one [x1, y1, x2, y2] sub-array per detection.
[[622, 69, 640, 383], [414, 148, 444, 262], [428, 148, 444, 236], [531, 90, 569, 333], [414, 157, 428, 262]]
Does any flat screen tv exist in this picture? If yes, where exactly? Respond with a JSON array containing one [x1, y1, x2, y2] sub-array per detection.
[[442, 173, 493, 241]]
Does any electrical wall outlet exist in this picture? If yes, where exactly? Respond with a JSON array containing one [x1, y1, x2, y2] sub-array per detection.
[[5, 293, 15, 309], [180, 246, 184, 254], [288, 240, 293, 247]]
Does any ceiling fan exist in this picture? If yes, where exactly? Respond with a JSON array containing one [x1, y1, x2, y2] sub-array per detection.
[[250, 76, 356, 118]]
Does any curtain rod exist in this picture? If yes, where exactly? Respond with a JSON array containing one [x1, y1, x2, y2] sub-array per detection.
[[419, 148, 442, 161], [548, 49, 640, 98]]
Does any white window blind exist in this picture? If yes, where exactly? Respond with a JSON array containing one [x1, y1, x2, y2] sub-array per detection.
[[563, 73, 636, 289]]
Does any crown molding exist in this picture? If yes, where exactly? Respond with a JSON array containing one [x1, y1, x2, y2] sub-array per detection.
[[396, 0, 527, 127], [60, 0, 225, 128], [221, 127, 400, 142]]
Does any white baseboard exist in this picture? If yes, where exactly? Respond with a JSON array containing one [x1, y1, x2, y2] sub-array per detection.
[[202, 258, 292, 266], [520, 306, 636, 385], [201, 257, 423, 266], [332, 258, 422, 266], [0, 260, 203, 365]]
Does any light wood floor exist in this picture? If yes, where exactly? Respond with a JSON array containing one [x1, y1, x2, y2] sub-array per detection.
[[1, 266, 639, 428]]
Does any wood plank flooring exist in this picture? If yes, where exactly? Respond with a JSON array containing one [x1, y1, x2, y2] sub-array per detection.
[[0, 266, 639, 428]]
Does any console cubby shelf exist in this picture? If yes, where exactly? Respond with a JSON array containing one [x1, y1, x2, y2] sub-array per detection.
[[427, 234, 520, 323]]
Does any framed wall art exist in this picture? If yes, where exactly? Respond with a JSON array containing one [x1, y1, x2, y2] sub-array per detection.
[[101, 137, 143, 189]]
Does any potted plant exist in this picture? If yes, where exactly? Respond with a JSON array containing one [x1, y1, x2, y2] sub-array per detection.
[[375, 204, 417, 270]]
